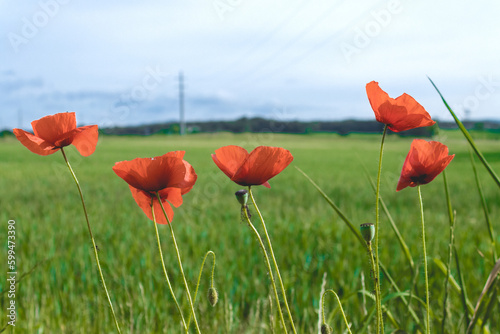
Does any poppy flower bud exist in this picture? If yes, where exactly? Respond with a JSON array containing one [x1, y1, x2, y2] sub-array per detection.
[[360, 223, 375, 244], [208, 287, 218, 307], [320, 323, 333, 334], [235, 189, 248, 206]]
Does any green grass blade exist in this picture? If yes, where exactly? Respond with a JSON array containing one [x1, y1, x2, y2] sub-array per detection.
[[454, 247, 471, 325], [434, 257, 474, 313], [480, 285, 498, 332], [440, 170, 456, 333], [428, 76, 500, 188], [466, 257, 500, 333], [469, 149, 498, 260], [295, 166, 365, 245]]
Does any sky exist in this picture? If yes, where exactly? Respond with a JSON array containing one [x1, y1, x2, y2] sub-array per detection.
[[1, 0, 500, 131]]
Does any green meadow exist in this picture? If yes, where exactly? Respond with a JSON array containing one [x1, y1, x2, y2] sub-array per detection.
[[1, 131, 499, 333]]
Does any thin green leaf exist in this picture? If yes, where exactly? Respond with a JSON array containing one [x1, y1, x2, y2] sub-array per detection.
[[466, 257, 500, 333], [428, 76, 500, 188], [440, 170, 456, 333], [295, 166, 364, 245], [454, 247, 471, 325], [434, 257, 474, 313], [469, 149, 497, 260]]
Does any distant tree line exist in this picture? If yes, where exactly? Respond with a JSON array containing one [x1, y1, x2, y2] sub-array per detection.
[[98, 117, 499, 137], [3, 117, 497, 137]]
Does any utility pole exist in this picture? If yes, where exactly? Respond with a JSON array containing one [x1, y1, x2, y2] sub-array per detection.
[[179, 71, 185, 135]]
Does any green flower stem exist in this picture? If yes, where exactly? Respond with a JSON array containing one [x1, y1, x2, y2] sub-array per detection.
[[187, 250, 216, 328], [417, 185, 431, 334], [321, 289, 353, 334], [150, 203, 187, 331], [374, 124, 388, 334], [241, 201, 288, 333], [360, 160, 415, 272], [248, 187, 297, 334], [156, 193, 201, 334], [60, 148, 122, 333], [366, 241, 383, 332]]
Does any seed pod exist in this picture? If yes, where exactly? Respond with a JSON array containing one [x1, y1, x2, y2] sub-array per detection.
[[360, 223, 375, 244], [235, 189, 249, 206]]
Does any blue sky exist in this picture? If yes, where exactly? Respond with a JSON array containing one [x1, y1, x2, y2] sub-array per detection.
[[2, 0, 500, 130]]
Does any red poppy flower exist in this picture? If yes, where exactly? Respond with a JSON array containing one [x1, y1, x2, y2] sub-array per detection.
[[13, 112, 98, 156], [212, 145, 293, 188], [366, 81, 436, 132], [397, 139, 455, 191], [112, 151, 197, 224]]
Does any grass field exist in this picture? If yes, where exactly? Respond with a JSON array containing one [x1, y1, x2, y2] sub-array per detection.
[[1, 131, 499, 333]]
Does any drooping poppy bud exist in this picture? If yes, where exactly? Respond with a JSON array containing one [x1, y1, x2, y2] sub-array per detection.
[[320, 323, 333, 334], [208, 287, 218, 307]]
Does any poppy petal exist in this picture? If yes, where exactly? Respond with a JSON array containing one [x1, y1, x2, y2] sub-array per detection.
[[179, 160, 197, 195], [152, 197, 174, 224], [367, 82, 435, 132], [158, 187, 183, 208], [113, 156, 186, 192], [71, 125, 99, 156], [232, 146, 293, 186], [396, 139, 454, 191], [129, 186, 174, 224], [13, 128, 59, 156], [212, 145, 249, 179], [32, 112, 76, 144], [366, 81, 390, 122], [161, 151, 196, 194]]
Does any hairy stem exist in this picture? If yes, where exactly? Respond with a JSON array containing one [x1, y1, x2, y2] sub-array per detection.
[[151, 203, 187, 331], [249, 187, 297, 334], [61, 148, 121, 333], [156, 193, 201, 334]]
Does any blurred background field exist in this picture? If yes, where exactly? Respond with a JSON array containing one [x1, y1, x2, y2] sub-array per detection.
[[0, 131, 499, 333]]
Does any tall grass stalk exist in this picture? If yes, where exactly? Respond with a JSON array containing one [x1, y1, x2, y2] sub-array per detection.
[[428, 77, 500, 188], [60, 148, 122, 333], [440, 170, 456, 333], [469, 150, 497, 261]]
